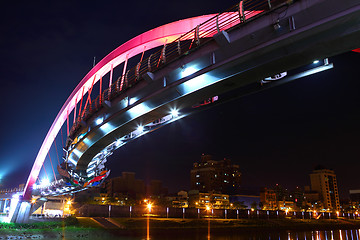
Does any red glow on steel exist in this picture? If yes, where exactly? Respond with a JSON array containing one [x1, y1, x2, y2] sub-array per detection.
[[109, 64, 113, 98], [78, 87, 85, 120], [99, 76, 102, 103], [84, 75, 96, 114], [73, 96, 77, 124], [66, 109, 69, 136]]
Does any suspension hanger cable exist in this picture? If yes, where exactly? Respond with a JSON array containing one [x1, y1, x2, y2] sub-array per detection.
[[54, 138, 61, 165], [48, 152, 57, 182]]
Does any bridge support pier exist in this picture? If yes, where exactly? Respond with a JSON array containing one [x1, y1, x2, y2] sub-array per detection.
[[9, 199, 32, 223], [1, 199, 9, 214], [0, 200, 4, 213]]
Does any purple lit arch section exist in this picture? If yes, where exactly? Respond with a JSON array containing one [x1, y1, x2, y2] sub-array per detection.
[[23, 11, 261, 199]]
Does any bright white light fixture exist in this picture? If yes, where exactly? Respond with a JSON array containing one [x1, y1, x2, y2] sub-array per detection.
[[115, 139, 122, 147], [137, 126, 144, 132], [129, 97, 137, 105], [170, 109, 179, 117], [313, 60, 320, 64], [181, 66, 197, 78], [96, 117, 103, 125], [40, 178, 50, 188], [128, 103, 151, 118]]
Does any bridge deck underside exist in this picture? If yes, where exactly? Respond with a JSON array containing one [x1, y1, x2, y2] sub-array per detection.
[[67, 0, 360, 176]]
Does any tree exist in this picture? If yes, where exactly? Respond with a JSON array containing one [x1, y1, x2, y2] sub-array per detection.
[[232, 201, 247, 209], [251, 201, 258, 210]]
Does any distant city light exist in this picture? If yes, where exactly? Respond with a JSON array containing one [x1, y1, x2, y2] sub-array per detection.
[[313, 60, 320, 64], [96, 117, 103, 125], [170, 109, 179, 117], [147, 203, 152, 213]]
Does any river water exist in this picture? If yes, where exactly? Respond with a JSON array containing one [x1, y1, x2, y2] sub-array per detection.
[[1, 228, 359, 240], [117, 229, 360, 240]]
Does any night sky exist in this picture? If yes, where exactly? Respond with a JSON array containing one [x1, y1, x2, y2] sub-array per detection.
[[0, 0, 359, 198]]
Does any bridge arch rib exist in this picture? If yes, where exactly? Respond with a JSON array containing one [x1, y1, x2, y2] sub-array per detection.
[[23, 14, 225, 199]]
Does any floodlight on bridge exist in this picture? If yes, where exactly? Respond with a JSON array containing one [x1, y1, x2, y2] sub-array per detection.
[[128, 103, 152, 118], [137, 126, 144, 133], [95, 117, 103, 125], [129, 97, 137, 105], [40, 178, 50, 188], [115, 139, 122, 147], [170, 109, 179, 118], [313, 60, 320, 64], [181, 66, 198, 78]]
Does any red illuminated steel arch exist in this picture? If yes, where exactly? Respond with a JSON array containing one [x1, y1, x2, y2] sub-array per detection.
[[23, 9, 262, 199], [23, 14, 219, 199]]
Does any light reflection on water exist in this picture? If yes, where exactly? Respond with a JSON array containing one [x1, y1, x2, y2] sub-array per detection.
[[138, 227, 360, 240]]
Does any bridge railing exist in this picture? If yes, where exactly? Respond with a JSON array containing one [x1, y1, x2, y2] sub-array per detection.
[[0, 187, 24, 194], [69, 0, 291, 138]]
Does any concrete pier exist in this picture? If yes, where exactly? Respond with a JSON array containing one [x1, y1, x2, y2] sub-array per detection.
[[8, 197, 32, 223]]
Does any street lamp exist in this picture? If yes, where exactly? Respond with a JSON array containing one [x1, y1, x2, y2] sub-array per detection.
[[64, 199, 72, 216], [147, 203, 152, 213]]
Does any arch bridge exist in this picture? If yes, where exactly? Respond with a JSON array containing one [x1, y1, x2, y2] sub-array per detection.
[[6, 0, 360, 223]]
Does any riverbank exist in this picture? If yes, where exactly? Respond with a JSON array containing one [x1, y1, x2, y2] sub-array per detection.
[[1, 217, 360, 239]]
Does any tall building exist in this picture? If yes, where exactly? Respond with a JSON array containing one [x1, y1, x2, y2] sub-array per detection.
[[350, 189, 360, 203], [309, 166, 340, 211], [106, 172, 145, 199], [188, 190, 230, 209], [260, 188, 277, 210], [190, 154, 241, 194], [146, 180, 168, 196], [105, 172, 167, 199], [260, 185, 304, 211]]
